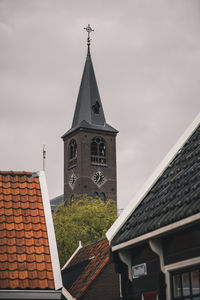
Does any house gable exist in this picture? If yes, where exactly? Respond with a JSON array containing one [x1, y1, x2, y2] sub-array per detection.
[[107, 113, 200, 249]]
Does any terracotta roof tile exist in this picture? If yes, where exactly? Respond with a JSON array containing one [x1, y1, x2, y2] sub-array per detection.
[[62, 239, 110, 299], [0, 171, 55, 290]]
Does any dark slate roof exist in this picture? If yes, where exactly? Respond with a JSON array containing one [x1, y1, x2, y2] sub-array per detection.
[[62, 47, 118, 139], [62, 239, 109, 299], [111, 124, 200, 247]]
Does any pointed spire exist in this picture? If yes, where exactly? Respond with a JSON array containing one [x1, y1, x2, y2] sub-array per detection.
[[62, 25, 118, 139]]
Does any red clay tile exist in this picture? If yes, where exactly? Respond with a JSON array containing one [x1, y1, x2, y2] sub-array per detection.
[[7, 253, 17, 262], [27, 261, 37, 271], [14, 216, 23, 223], [7, 245, 17, 254], [0, 171, 55, 290], [36, 262, 46, 271], [18, 262, 27, 270], [24, 223, 33, 231], [4, 208, 13, 215], [0, 223, 5, 230], [6, 215, 14, 223], [66, 239, 110, 299], [18, 270, 28, 280], [38, 278, 48, 289], [0, 278, 9, 288]]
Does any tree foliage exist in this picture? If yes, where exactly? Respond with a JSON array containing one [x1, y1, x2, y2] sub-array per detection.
[[53, 195, 117, 267]]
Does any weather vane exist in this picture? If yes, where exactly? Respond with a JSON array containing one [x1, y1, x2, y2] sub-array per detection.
[[84, 24, 94, 46], [43, 144, 46, 171]]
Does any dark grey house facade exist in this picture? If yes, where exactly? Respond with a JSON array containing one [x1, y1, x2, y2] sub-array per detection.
[[107, 115, 200, 300]]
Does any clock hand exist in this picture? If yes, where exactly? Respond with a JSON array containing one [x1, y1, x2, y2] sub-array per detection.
[[96, 174, 100, 183]]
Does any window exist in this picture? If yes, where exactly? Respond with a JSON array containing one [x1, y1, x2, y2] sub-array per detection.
[[93, 192, 99, 199], [68, 140, 77, 168], [171, 266, 200, 300], [92, 101, 100, 114], [91, 137, 107, 166], [142, 291, 158, 300], [100, 192, 106, 202]]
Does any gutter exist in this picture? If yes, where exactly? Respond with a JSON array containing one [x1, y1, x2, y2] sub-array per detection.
[[0, 290, 61, 299]]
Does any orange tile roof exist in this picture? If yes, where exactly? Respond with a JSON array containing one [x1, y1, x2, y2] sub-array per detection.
[[64, 239, 110, 299], [0, 171, 55, 290]]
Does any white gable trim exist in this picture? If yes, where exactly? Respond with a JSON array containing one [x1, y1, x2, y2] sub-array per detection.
[[62, 241, 82, 271], [106, 113, 200, 243], [62, 287, 76, 300], [38, 171, 63, 290]]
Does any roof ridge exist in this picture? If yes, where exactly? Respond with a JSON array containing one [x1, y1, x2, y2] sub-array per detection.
[[0, 171, 33, 176], [80, 238, 107, 250]]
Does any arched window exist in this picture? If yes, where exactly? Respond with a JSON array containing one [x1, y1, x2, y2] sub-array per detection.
[[68, 140, 77, 168], [100, 192, 106, 202], [91, 137, 107, 165], [93, 192, 99, 199]]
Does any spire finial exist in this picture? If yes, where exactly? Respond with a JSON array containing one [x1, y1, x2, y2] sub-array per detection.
[[84, 24, 94, 47]]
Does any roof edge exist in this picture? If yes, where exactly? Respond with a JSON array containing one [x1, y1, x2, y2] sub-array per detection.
[[62, 241, 82, 271], [111, 213, 200, 252], [61, 123, 118, 140], [62, 287, 75, 300], [0, 171, 33, 176], [106, 112, 200, 243], [38, 171, 63, 290], [77, 256, 109, 299]]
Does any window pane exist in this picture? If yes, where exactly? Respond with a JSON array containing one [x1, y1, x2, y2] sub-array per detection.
[[173, 274, 181, 297], [100, 192, 106, 202], [182, 272, 190, 296], [99, 143, 106, 156], [93, 192, 99, 199], [192, 270, 200, 295], [74, 144, 77, 158], [91, 142, 98, 155], [69, 140, 77, 159]]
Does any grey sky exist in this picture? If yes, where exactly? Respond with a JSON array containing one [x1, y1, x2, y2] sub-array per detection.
[[0, 0, 200, 209]]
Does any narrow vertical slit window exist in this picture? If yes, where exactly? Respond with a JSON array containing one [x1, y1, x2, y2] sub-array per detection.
[[68, 140, 77, 168]]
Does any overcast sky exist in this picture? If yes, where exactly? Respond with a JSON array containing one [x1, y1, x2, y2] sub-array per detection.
[[0, 0, 200, 209]]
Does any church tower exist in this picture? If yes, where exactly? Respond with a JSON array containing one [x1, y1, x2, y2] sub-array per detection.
[[62, 25, 118, 206]]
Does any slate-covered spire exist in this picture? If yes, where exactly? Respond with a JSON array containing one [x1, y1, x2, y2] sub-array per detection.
[[62, 25, 118, 139]]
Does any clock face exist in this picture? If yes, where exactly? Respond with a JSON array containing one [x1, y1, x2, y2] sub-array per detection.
[[69, 173, 77, 190], [92, 171, 106, 188]]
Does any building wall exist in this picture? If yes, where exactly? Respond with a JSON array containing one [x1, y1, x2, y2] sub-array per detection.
[[163, 224, 200, 265], [63, 129, 117, 205], [128, 243, 165, 300], [80, 262, 120, 300], [115, 224, 200, 300]]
